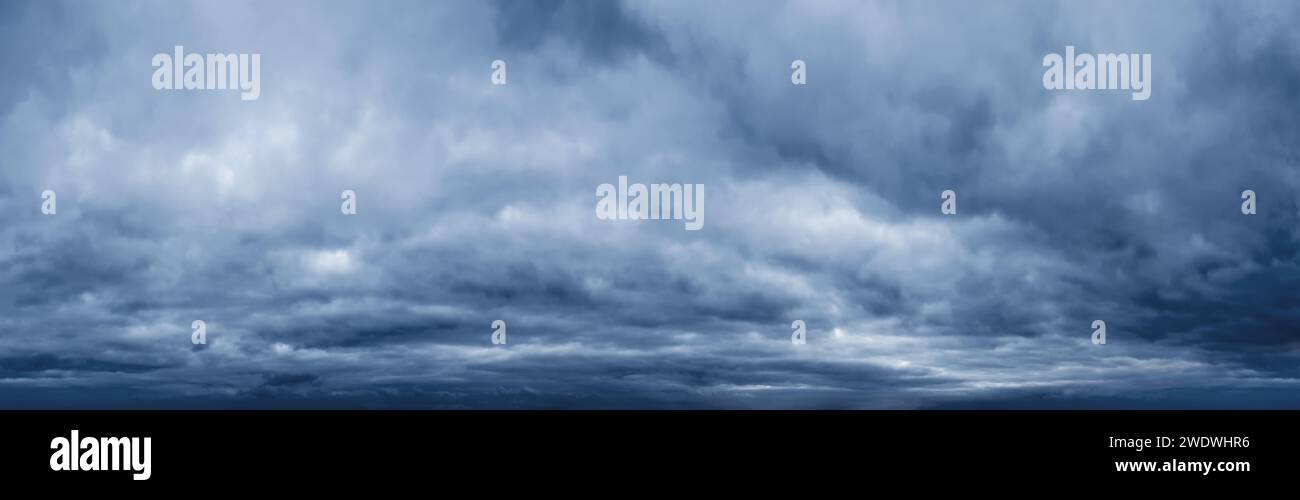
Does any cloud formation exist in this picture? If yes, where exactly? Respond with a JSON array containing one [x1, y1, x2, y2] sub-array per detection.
[[1, 0, 1298, 408]]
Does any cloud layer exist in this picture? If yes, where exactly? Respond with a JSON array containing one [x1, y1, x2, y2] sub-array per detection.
[[1, 0, 1298, 408]]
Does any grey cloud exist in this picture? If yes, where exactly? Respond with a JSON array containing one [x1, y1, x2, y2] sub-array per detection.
[[0, 0, 1297, 409]]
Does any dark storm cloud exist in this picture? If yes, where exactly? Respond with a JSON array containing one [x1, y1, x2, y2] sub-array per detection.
[[0, 1, 108, 116], [490, 0, 673, 65], [258, 372, 320, 387], [0, 354, 169, 378], [0, 0, 1297, 409]]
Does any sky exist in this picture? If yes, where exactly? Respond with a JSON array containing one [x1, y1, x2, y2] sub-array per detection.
[[1, 0, 1298, 409]]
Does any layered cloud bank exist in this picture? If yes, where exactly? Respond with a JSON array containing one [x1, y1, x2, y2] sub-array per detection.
[[1, 0, 1298, 408]]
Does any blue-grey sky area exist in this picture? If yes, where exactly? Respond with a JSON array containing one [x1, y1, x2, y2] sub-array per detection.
[[1, 0, 1298, 409]]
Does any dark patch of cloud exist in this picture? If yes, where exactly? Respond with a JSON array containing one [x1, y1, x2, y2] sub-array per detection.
[[489, 0, 673, 65], [0, 354, 169, 378]]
